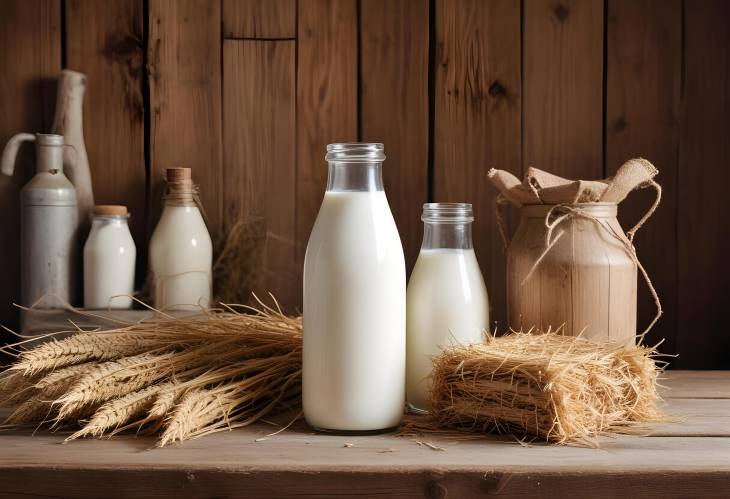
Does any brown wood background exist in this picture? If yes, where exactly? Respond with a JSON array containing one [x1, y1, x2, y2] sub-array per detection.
[[0, 0, 728, 369]]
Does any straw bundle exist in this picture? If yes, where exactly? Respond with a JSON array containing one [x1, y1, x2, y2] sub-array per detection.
[[427, 331, 666, 445], [0, 300, 301, 446]]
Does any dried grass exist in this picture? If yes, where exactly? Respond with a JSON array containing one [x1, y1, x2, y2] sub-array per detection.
[[424, 331, 667, 446]]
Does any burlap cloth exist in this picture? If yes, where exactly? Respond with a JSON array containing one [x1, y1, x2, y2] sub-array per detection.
[[488, 158, 663, 339]]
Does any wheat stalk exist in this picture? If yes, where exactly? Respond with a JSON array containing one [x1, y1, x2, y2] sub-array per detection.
[[55, 352, 175, 419], [147, 382, 185, 421], [159, 384, 241, 447], [35, 363, 97, 400], [4, 397, 54, 426], [0, 370, 37, 406], [11, 332, 164, 375], [67, 384, 163, 440]]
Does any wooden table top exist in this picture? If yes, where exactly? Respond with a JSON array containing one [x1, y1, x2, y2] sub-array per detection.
[[0, 370, 728, 498]]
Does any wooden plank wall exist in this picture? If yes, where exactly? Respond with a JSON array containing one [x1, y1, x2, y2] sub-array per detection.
[[0, 0, 728, 368], [0, 0, 60, 333]]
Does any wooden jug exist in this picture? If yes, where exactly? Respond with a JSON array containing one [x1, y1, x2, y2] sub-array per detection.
[[507, 202, 637, 344]]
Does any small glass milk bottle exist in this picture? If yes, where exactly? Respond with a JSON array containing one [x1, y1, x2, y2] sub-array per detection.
[[149, 167, 212, 310], [303, 143, 406, 432], [406, 203, 489, 413], [83, 205, 136, 309]]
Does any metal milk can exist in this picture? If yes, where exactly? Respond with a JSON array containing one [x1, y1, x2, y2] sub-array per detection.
[[1, 133, 79, 308]]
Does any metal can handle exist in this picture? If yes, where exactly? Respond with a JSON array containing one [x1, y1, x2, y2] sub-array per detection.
[[1, 133, 36, 177]]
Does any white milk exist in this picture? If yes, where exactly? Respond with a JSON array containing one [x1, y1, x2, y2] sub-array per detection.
[[406, 248, 489, 411], [83, 215, 136, 309], [303, 190, 406, 431], [149, 205, 212, 310]]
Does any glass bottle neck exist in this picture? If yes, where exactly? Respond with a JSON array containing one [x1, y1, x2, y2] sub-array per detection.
[[326, 161, 384, 192], [421, 222, 473, 250], [164, 197, 197, 207], [91, 216, 128, 228], [164, 178, 197, 206]]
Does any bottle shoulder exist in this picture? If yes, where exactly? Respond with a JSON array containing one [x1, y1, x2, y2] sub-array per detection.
[[151, 206, 212, 243]]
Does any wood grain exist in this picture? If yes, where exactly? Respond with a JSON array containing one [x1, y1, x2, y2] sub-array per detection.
[[507, 204, 636, 343], [360, 0, 429, 274], [223, 40, 297, 309], [523, 0, 604, 179], [223, 0, 296, 39], [1, 371, 730, 498], [65, 0, 146, 283], [296, 0, 358, 303], [434, 0, 521, 330], [605, 0, 681, 357], [659, 371, 730, 399], [0, 0, 60, 335], [677, 0, 730, 369], [148, 0, 223, 240], [0, 468, 729, 499]]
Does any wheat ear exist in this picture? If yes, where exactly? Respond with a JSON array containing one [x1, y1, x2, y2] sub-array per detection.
[[66, 384, 163, 441], [12, 333, 163, 375], [159, 385, 240, 447], [55, 352, 174, 419]]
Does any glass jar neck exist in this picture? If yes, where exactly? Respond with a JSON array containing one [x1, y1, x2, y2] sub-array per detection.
[[326, 161, 384, 192], [421, 221, 473, 250], [91, 216, 128, 228]]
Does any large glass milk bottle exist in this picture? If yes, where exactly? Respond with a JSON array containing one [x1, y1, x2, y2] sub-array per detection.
[[303, 143, 406, 432], [406, 203, 489, 413]]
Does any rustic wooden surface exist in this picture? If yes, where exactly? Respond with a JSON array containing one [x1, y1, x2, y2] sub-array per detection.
[[0, 371, 728, 498], [1, 0, 729, 367], [605, 0, 681, 355], [434, 0, 521, 330], [0, 0, 60, 339]]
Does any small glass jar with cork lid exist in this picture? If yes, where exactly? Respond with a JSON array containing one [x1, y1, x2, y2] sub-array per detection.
[[83, 205, 136, 309]]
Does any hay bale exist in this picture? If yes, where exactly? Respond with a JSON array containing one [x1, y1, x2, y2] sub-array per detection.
[[429, 332, 666, 445]]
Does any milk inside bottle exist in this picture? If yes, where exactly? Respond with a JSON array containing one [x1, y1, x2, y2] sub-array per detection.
[[83, 205, 136, 309], [149, 167, 212, 310], [406, 203, 489, 413], [303, 143, 406, 432]]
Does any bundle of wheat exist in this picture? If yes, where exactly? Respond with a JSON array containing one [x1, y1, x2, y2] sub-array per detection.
[[424, 331, 667, 445], [0, 300, 301, 446]]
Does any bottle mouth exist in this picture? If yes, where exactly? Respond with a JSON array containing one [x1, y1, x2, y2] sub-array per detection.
[[326, 143, 385, 163], [36, 134, 64, 147], [422, 203, 474, 223]]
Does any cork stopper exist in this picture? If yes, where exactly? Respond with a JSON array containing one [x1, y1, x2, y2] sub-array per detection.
[[94, 205, 128, 217], [166, 167, 192, 183]]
